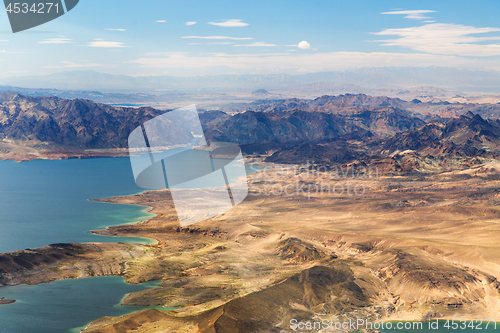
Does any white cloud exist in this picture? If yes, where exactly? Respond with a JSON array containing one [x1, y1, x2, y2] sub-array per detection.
[[188, 42, 233, 45], [298, 41, 311, 49], [234, 42, 276, 47], [106, 28, 126, 32], [182, 35, 253, 40], [60, 61, 102, 68], [208, 19, 249, 27], [43, 61, 103, 69], [142, 52, 189, 56], [373, 23, 500, 57], [0, 40, 8, 42], [0, 49, 24, 54], [85, 39, 127, 48], [128, 51, 500, 73], [156, 20, 166, 23], [186, 21, 197, 26], [381, 10, 436, 20], [38, 37, 74, 44], [206, 52, 290, 57]]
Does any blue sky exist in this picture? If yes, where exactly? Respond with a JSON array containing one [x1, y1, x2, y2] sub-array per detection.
[[0, 0, 500, 77]]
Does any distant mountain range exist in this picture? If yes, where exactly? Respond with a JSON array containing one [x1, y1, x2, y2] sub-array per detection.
[[1, 92, 500, 172], [242, 94, 500, 120], [1, 81, 500, 110], [0, 92, 428, 151], [2, 67, 500, 93], [204, 107, 424, 144], [202, 94, 500, 170], [383, 112, 500, 157], [265, 111, 500, 172]]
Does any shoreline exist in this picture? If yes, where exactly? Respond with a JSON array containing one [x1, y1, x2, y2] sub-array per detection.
[[0, 161, 164, 310], [88, 200, 160, 246], [0, 187, 165, 290], [80, 166, 500, 331], [0, 148, 130, 163], [0, 156, 167, 291], [1, 164, 500, 331]]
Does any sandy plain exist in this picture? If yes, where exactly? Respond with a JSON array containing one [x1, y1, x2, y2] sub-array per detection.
[[2, 162, 500, 332], [86, 163, 500, 332]]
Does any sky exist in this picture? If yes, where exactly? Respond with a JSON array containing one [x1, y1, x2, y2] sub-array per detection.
[[0, 0, 500, 78]]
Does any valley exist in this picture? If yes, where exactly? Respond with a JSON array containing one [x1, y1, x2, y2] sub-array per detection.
[[1, 91, 500, 332], [1, 163, 500, 332]]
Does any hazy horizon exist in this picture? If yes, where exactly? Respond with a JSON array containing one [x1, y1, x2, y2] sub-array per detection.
[[2, 66, 500, 94], [1, 0, 500, 84]]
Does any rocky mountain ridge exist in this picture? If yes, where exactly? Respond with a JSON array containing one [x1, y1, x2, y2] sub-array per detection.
[[1, 92, 500, 173], [0, 93, 162, 149]]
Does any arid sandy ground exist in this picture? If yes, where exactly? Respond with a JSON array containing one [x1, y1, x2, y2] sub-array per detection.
[[84, 163, 500, 332], [2, 163, 500, 332]]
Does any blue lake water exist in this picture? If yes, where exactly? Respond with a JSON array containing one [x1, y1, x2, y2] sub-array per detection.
[[0, 158, 155, 254], [0, 277, 165, 333], [0, 158, 162, 333], [107, 103, 145, 107], [0, 158, 494, 333], [0, 157, 258, 332]]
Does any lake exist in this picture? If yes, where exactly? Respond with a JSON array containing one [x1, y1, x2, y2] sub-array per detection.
[[0, 158, 494, 333], [0, 158, 162, 333], [0, 276, 165, 333], [0, 158, 155, 254], [0, 156, 257, 332]]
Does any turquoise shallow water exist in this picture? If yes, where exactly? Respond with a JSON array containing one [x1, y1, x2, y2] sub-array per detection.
[[0, 157, 260, 253], [0, 159, 495, 333], [0, 157, 259, 332], [0, 158, 163, 332]]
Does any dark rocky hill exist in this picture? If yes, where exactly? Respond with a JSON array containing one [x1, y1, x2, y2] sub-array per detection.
[[383, 112, 500, 156], [198, 110, 230, 127], [266, 131, 375, 164], [204, 111, 363, 145], [0, 93, 162, 148], [265, 112, 500, 170], [2, 92, 498, 170], [266, 140, 367, 164], [204, 107, 423, 145], [245, 93, 500, 121], [250, 94, 414, 114]]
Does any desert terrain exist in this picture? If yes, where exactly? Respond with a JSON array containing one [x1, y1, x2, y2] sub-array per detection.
[[1, 92, 500, 332], [2, 161, 500, 332], [83, 163, 500, 332]]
